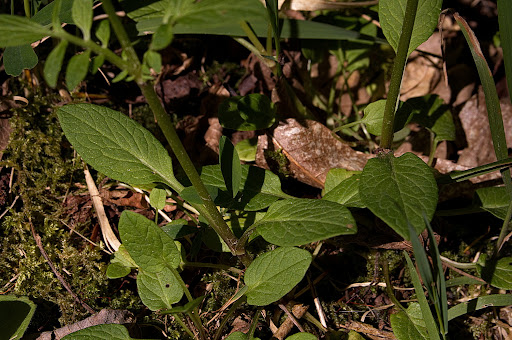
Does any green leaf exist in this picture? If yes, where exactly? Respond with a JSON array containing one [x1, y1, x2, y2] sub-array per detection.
[[455, 13, 512, 191], [161, 219, 197, 239], [405, 95, 455, 144], [149, 187, 167, 210], [323, 168, 360, 196], [199, 164, 291, 211], [225, 332, 248, 340], [379, 0, 442, 56], [235, 138, 258, 162], [244, 247, 311, 306], [475, 186, 509, 220], [255, 198, 357, 246], [91, 55, 105, 75], [0, 15, 50, 47], [119, 210, 181, 272], [285, 333, 318, 340], [72, 0, 93, 40], [106, 245, 138, 279], [65, 49, 91, 89], [150, 22, 174, 51], [0, 295, 36, 340], [404, 252, 441, 340], [44, 40, 68, 88], [218, 94, 276, 131], [498, 0, 512, 101], [219, 136, 242, 197], [391, 303, 429, 340], [323, 174, 365, 208], [162, 296, 205, 314], [95, 20, 111, 47], [448, 293, 512, 321], [137, 267, 183, 310], [62, 324, 139, 340], [143, 50, 162, 73], [359, 153, 438, 239], [32, 0, 75, 26], [476, 254, 512, 289], [57, 103, 181, 189], [361, 100, 415, 136], [3, 44, 38, 76]]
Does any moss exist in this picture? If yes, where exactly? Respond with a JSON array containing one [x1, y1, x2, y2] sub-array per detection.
[[0, 85, 137, 329]]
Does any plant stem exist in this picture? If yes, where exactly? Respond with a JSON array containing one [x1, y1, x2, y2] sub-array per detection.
[[380, 0, 419, 149], [172, 314, 196, 338], [213, 298, 245, 340], [187, 310, 207, 340], [439, 255, 477, 269]]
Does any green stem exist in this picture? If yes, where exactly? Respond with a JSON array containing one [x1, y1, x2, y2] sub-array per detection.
[[172, 314, 196, 338], [240, 21, 266, 53], [381, 256, 406, 312], [140, 83, 248, 263], [380, 0, 419, 149], [439, 255, 477, 269], [24, 0, 30, 18], [248, 307, 263, 339], [187, 311, 207, 340], [495, 201, 512, 256], [100, 0, 141, 81]]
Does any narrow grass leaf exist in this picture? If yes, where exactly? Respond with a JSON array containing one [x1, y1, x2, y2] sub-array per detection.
[[244, 247, 311, 306], [455, 13, 512, 190], [137, 267, 183, 310], [72, 0, 93, 40], [62, 324, 135, 339], [163, 296, 205, 314], [57, 103, 180, 189], [3, 44, 38, 76], [0, 15, 50, 47], [0, 295, 36, 340], [219, 136, 242, 197], [408, 223, 434, 296], [118, 210, 181, 272], [448, 294, 512, 321], [43, 40, 68, 88], [390, 303, 428, 340], [497, 0, 512, 100], [359, 152, 438, 239], [65, 50, 90, 90], [379, 0, 442, 56], [404, 252, 441, 340], [255, 198, 356, 246]]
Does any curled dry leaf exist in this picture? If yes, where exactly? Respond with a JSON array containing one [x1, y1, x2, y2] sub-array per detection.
[[257, 119, 369, 188]]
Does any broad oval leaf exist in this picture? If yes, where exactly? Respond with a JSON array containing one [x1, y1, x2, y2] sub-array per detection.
[[137, 267, 183, 310], [285, 334, 318, 340], [65, 50, 91, 90], [390, 303, 428, 340], [57, 103, 180, 188], [476, 255, 512, 289], [44, 40, 68, 88], [72, 0, 93, 40], [0, 295, 36, 340], [119, 211, 181, 271], [199, 164, 291, 211], [62, 324, 134, 340], [379, 0, 442, 56], [3, 44, 38, 76], [244, 247, 311, 306], [149, 187, 167, 210], [0, 15, 50, 47], [323, 174, 365, 208], [359, 152, 438, 239], [95, 20, 111, 47], [218, 94, 276, 131], [225, 332, 248, 340], [219, 136, 242, 197], [475, 186, 509, 220], [255, 198, 357, 246]]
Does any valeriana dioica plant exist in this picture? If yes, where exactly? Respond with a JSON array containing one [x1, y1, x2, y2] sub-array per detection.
[[2, 0, 512, 338]]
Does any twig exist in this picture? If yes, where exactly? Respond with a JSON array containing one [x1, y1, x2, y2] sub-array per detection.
[[274, 303, 307, 339], [29, 219, 95, 314], [83, 163, 120, 252], [0, 195, 19, 220], [60, 219, 111, 255], [307, 275, 327, 328]]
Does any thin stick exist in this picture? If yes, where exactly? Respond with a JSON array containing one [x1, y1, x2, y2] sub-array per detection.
[[29, 219, 95, 314], [0, 195, 19, 220], [84, 163, 120, 252], [278, 303, 305, 332], [60, 219, 111, 255]]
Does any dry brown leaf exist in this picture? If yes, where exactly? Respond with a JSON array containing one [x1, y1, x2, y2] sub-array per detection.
[[257, 119, 369, 188], [263, 0, 378, 11], [457, 89, 512, 168]]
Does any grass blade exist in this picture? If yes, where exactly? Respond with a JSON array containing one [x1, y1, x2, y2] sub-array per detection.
[[498, 0, 512, 100]]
